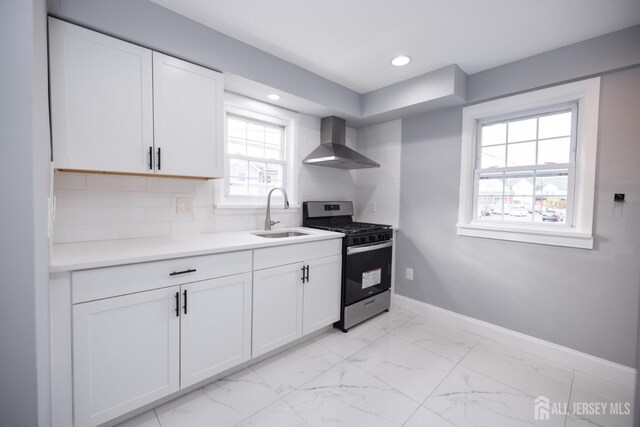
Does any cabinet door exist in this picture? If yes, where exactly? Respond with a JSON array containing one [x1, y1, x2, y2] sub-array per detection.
[[153, 52, 224, 178], [252, 263, 305, 357], [48, 18, 153, 174], [73, 287, 180, 427], [303, 255, 342, 335], [180, 273, 252, 388]]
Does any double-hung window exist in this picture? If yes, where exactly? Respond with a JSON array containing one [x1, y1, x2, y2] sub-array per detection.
[[226, 114, 286, 197], [457, 78, 601, 248], [215, 93, 298, 208]]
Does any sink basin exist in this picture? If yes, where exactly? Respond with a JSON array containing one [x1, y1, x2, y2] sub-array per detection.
[[253, 231, 309, 238]]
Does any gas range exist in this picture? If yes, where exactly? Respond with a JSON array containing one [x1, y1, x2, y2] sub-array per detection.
[[303, 201, 393, 332]]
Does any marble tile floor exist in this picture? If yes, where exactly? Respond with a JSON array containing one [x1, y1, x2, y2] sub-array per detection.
[[116, 307, 634, 427]]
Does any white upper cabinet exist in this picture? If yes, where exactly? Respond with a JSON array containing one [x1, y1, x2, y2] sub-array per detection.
[[49, 18, 154, 174], [153, 52, 224, 178], [48, 18, 224, 178]]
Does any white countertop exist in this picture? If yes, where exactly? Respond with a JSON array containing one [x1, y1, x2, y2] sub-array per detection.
[[51, 227, 344, 273]]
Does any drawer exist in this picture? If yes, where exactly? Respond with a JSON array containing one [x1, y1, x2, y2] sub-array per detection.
[[72, 250, 252, 303], [253, 239, 342, 270]]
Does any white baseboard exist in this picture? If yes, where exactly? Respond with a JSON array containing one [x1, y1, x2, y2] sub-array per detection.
[[392, 293, 636, 390]]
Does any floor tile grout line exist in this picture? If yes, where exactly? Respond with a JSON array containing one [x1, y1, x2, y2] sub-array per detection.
[[474, 335, 578, 374], [152, 408, 161, 427], [564, 369, 576, 427], [404, 340, 479, 427], [388, 327, 478, 365]]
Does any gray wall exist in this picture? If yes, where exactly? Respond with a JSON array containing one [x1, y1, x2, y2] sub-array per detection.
[[396, 66, 640, 367], [0, 0, 52, 426]]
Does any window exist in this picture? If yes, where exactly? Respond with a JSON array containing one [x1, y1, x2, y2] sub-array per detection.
[[227, 115, 286, 197], [215, 93, 299, 209], [457, 78, 601, 249], [475, 105, 576, 225]]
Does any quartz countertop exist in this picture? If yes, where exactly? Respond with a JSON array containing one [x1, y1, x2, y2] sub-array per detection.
[[50, 227, 344, 273]]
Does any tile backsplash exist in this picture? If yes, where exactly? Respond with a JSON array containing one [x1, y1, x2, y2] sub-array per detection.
[[52, 116, 401, 244]]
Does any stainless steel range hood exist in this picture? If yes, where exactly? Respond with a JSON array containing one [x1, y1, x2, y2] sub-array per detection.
[[303, 116, 380, 169]]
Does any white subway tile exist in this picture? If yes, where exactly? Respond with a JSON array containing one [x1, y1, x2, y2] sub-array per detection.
[[118, 222, 171, 239], [85, 208, 146, 224], [214, 214, 262, 232], [54, 172, 87, 190], [86, 174, 146, 192], [172, 221, 215, 236], [194, 207, 215, 221], [194, 180, 215, 194], [55, 190, 119, 208], [54, 224, 118, 243], [118, 192, 171, 208], [147, 177, 196, 193], [54, 208, 86, 225], [146, 207, 193, 222]]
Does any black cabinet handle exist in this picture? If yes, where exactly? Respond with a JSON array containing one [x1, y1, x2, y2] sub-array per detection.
[[301, 266, 306, 283], [174, 292, 180, 317], [157, 147, 161, 170], [306, 265, 310, 282], [183, 290, 188, 315], [169, 268, 196, 276], [148, 146, 153, 170]]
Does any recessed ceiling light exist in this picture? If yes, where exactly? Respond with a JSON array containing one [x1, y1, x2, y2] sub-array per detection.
[[267, 94, 280, 101], [391, 55, 412, 67]]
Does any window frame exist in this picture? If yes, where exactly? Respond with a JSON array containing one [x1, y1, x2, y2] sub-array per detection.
[[471, 102, 578, 228], [214, 92, 299, 210], [457, 77, 601, 249]]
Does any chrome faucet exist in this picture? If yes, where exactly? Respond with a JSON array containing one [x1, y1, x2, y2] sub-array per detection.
[[264, 187, 290, 230]]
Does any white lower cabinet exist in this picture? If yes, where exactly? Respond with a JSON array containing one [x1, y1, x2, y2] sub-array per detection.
[[303, 255, 342, 335], [73, 286, 180, 427], [66, 240, 342, 426], [252, 262, 305, 357], [180, 273, 252, 388], [252, 254, 342, 358]]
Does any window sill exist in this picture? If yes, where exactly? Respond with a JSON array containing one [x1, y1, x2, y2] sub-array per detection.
[[456, 222, 593, 249], [213, 204, 301, 215]]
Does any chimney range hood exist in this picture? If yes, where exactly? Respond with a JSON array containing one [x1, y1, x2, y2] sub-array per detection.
[[303, 116, 380, 170]]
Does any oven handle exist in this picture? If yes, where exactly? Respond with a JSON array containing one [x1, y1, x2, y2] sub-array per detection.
[[346, 240, 393, 255]]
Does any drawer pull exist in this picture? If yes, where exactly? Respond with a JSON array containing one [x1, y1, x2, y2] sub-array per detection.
[[364, 299, 377, 307], [169, 268, 196, 277]]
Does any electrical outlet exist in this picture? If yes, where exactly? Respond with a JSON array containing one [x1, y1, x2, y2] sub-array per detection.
[[369, 201, 377, 213], [406, 268, 414, 281], [176, 198, 194, 215]]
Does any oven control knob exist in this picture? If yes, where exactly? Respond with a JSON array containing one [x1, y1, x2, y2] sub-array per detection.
[[369, 236, 375, 242], [360, 237, 366, 244]]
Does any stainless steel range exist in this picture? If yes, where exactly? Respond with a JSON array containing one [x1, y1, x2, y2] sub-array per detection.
[[303, 201, 393, 332]]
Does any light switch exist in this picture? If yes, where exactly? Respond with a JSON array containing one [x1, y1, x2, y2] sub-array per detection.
[[369, 201, 377, 213]]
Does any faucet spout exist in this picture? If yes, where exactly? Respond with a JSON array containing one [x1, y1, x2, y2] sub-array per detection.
[[264, 187, 290, 230]]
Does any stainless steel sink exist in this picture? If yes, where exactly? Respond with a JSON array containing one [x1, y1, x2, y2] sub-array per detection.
[[252, 231, 309, 238]]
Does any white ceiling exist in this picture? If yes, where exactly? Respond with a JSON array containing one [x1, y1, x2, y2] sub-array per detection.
[[149, 0, 640, 93]]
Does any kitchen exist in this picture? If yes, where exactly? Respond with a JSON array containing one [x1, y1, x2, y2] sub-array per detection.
[[1, 1, 640, 427]]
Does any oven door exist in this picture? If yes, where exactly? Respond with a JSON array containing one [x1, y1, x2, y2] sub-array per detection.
[[344, 240, 393, 306]]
